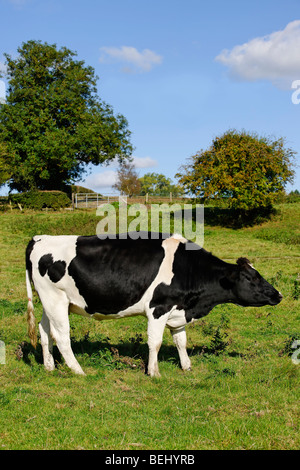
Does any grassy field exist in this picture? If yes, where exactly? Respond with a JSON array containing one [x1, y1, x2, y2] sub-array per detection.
[[0, 203, 299, 450]]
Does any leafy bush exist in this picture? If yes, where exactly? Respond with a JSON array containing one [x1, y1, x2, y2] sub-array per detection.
[[176, 129, 295, 211], [286, 190, 300, 203], [9, 190, 71, 210]]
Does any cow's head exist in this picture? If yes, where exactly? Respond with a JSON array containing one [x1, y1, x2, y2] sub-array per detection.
[[221, 258, 283, 307]]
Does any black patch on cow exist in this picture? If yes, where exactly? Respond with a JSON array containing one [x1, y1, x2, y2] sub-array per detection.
[[150, 243, 236, 322], [68, 234, 165, 315], [38, 253, 66, 283], [219, 276, 235, 290], [25, 238, 36, 282], [38, 254, 53, 277]]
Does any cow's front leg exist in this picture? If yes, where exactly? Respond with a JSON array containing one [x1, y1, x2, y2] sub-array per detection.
[[170, 325, 191, 371], [147, 313, 169, 377]]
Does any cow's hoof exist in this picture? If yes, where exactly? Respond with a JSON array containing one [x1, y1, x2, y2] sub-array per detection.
[[147, 369, 161, 378]]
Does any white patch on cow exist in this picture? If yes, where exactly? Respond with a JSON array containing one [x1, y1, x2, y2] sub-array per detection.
[[166, 308, 187, 329], [32, 235, 87, 311], [171, 233, 187, 243]]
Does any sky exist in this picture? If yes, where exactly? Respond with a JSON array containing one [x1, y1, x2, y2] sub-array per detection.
[[0, 0, 300, 194]]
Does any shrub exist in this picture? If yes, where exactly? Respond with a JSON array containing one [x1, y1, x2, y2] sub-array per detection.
[[9, 190, 71, 210], [286, 190, 300, 203], [176, 129, 295, 211]]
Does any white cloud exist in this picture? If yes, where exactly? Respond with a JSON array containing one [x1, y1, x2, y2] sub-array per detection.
[[100, 46, 163, 73], [133, 156, 157, 168], [0, 80, 5, 99], [81, 156, 157, 192], [216, 20, 300, 88], [85, 170, 117, 191], [0, 62, 7, 75]]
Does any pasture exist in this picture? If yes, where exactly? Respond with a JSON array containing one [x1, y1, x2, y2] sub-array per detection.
[[0, 204, 299, 450]]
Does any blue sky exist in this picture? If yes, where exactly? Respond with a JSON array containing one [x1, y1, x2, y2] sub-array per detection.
[[0, 0, 300, 194]]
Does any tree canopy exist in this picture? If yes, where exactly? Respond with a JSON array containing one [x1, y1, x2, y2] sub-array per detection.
[[176, 130, 296, 210], [139, 172, 183, 196], [0, 141, 11, 187], [113, 161, 141, 197], [0, 40, 133, 191]]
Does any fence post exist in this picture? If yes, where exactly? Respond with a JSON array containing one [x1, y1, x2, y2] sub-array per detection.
[[170, 192, 172, 203], [146, 193, 148, 204]]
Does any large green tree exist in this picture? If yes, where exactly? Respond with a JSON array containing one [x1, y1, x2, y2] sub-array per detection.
[[0, 141, 11, 186], [0, 40, 133, 191], [176, 130, 296, 210]]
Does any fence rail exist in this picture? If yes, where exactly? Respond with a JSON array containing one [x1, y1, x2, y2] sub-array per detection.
[[73, 193, 119, 208], [73, 193, 193, 208]]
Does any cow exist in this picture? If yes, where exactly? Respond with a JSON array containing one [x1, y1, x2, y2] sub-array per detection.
[[25, 232, 282, 377]]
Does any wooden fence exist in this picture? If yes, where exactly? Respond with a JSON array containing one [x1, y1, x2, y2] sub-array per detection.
[[73, 193, 193, 208]]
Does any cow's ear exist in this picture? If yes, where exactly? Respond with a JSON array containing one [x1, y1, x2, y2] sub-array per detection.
[[236, 257, 251, 269]]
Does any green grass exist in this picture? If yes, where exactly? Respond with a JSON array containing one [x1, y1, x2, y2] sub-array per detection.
[[0, 204, 299, 450]]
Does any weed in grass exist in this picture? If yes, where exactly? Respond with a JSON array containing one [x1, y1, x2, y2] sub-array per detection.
[[0, 392, 10, 405], [292, 275, 300, 300], [279, 334, 300, 358], [198, 313, 231, 356], [209, 328, 230, 355]]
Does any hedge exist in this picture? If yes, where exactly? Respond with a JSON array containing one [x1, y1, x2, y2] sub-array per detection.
[[9, 190, 71, 210]]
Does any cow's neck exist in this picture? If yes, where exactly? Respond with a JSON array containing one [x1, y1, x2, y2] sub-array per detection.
[[190, 269, 239, 320]]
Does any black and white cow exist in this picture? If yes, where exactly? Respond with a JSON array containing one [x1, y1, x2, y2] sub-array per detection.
[[25, 232, 282, 377]]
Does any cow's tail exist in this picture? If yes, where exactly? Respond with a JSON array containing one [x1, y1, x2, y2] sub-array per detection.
[[26, 269, 37, 349]]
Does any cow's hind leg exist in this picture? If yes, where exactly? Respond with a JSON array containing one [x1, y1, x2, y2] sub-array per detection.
[[39, 310, 55, 371], [41, 293, 85, 376], [170, 326, 191, 371]]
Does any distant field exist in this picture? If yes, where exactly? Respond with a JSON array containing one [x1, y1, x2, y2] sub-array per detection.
[[0, 203, 299, 450]]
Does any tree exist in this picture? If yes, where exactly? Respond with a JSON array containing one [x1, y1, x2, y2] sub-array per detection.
[[0, 142, 11, 187], [176, 130, 296, 210], [113, 161, 141, 197], [0, 40, 133, 191], [139, 172, 184, 197]]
